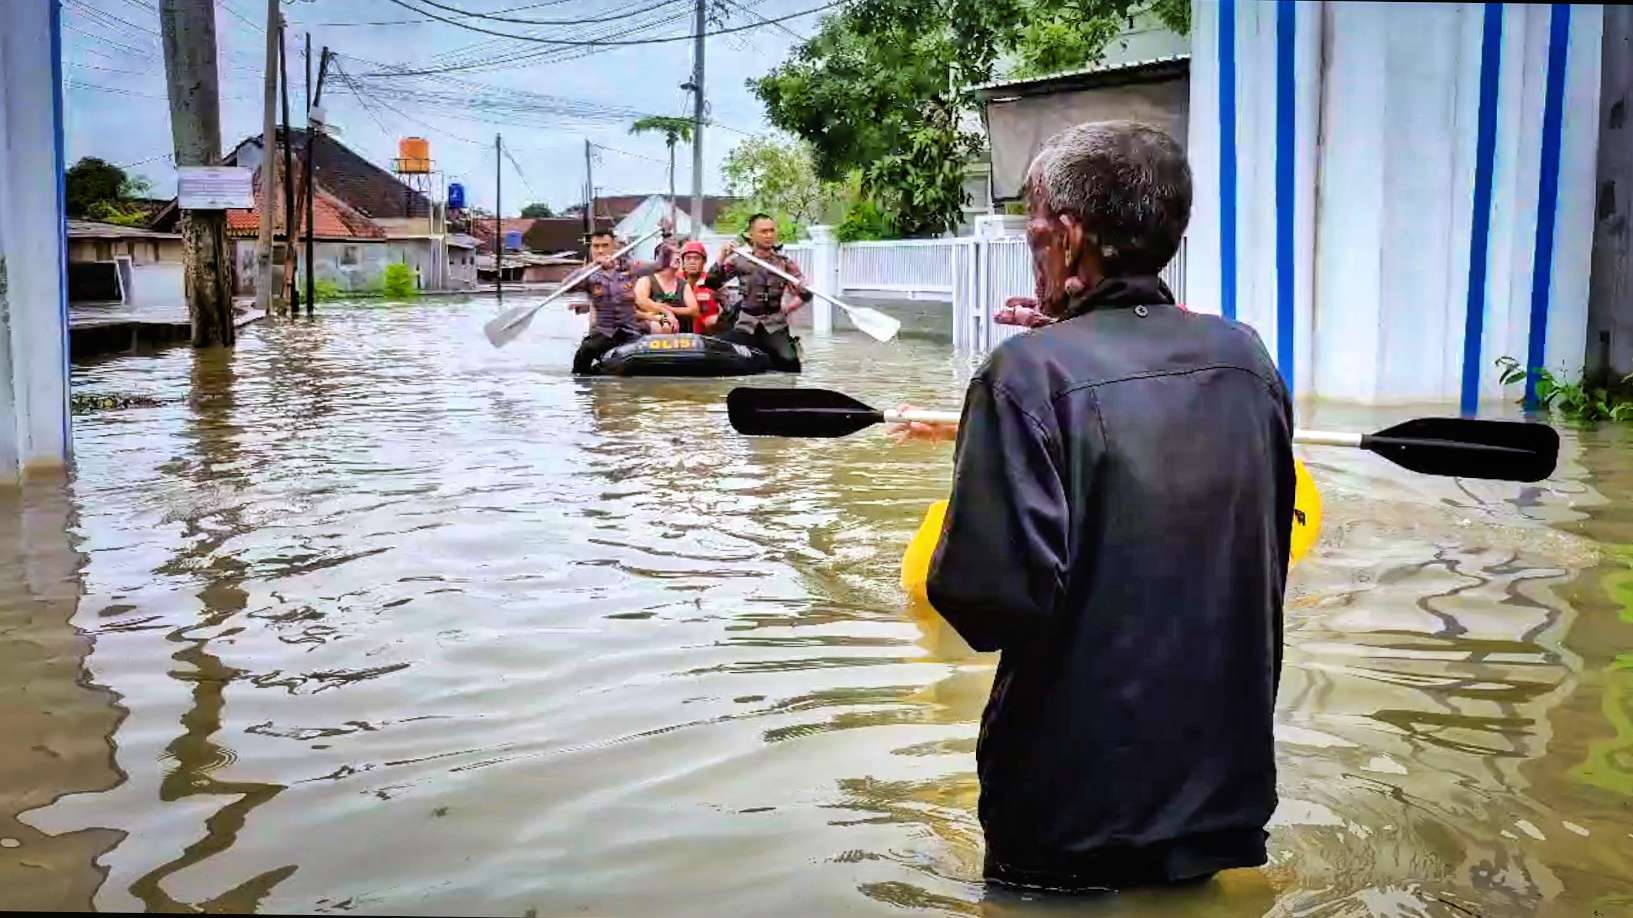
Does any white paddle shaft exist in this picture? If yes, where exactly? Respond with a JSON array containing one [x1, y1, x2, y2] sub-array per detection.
[[729, 248, 842, 311], [490, 229, 659, 333]]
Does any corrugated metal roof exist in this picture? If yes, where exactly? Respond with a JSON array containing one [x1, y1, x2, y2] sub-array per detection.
[[67, 220, 179, 240], [972, 54, 1190, 94]]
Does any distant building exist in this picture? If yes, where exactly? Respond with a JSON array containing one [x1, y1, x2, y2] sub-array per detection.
[[151, 129, 473, 294], [65, 220, 184, 306], [974, 55, 1189, 205]]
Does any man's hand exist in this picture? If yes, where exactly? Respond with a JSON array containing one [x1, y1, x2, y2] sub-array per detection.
[[887, 403, 958, 444], [718, 240, 737, 261], [994, 296, 1055, 328]]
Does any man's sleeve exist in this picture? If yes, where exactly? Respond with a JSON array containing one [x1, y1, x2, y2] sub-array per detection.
[[925, 377, 1070, 653], [704, 257, 740, 288], [781, 256, 814, 301], [629, 260, 662, 279]]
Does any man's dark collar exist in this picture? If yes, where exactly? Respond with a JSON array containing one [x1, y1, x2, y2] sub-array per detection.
[[1062, 275, 1176, 319]]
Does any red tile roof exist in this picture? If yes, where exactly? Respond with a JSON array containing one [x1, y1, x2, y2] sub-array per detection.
[[224, 180, 386, 239]]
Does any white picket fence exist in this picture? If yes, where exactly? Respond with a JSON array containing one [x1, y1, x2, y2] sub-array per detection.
[[757, 229, 1187, 354]]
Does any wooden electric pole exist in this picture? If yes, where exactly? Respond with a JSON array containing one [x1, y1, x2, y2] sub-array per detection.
[[254, 0, 279, 316], [159, 0, 235, 348]]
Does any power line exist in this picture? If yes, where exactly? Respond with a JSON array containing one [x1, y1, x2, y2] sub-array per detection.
[[716, 0, 808, 41], [591, 142, 666, 165], [500, 140, 539, 199], [374, 0, 689, 27], [291, 0, 591, 26], [380, 0, 848, 47], [66, 0, 162, 37]]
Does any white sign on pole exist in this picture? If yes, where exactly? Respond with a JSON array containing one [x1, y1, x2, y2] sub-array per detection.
[[176, 166, 255, 210]]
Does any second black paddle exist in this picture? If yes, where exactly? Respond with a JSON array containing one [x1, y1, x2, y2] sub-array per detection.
[[724, 386, 1559, 483]]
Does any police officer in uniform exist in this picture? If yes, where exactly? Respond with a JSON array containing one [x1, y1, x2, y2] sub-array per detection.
[[705, 214, 813, 372]]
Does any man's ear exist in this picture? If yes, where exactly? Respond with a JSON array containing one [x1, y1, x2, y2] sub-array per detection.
[[1057, 213, 1086, 269]]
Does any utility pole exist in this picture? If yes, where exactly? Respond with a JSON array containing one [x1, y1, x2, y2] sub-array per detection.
[[304, 45, 330, 318], [279, 23, 296, 316], [583, 138, 594, 243], [255, 0, 279, 317], [159, 0, 234, 348], [689, 0, 706, 237], [495, 134, 503, 307]]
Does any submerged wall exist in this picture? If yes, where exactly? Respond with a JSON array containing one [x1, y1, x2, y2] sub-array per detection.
[[1188, 1, 1604, 410], [0, 1, 71, 479]]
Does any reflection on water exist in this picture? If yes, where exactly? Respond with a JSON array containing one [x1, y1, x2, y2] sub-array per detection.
[[4, 298, 1633, 915]]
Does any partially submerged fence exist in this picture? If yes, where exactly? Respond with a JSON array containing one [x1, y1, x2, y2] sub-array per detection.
[[784, 222, 1189, 354]]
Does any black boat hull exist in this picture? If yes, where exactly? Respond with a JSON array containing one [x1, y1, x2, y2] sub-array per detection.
[[593, 334, 772, 377]]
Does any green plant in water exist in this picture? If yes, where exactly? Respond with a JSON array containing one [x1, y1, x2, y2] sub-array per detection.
[[379, 262, 418, 299], [1495, 356, 1633, 422], [313, 278, 343, 301]]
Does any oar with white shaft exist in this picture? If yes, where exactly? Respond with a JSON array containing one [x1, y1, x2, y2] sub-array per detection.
[[483, 229, 660, 348], [727, 247, 902, 343], [723, 387, 1560, 483]]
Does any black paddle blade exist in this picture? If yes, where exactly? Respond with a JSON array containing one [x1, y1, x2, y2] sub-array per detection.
[[1364, 417, 1559, 482], [726, 386, 885, 438]]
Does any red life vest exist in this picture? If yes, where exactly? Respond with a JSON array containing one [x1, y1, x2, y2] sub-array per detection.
[[689, 279, 720, 329]]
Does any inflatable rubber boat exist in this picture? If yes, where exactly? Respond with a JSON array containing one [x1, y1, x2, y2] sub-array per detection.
[[593, 333, 772, 377]]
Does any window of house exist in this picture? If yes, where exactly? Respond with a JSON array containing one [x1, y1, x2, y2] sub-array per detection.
[[94, 240, 112, 261], [341, 245, 360, 266], [126, 241, 137, 258], [151, 242, 162, 262]]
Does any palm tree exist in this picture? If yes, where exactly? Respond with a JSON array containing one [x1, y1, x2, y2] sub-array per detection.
[[629, 115, 695, 233]]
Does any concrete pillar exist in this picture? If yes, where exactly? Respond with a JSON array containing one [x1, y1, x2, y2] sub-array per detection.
[[0, 1, 70, 481], [806, 224, 839, 336]]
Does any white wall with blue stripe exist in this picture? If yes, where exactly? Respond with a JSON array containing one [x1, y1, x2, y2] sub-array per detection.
[[1186, 1, 1603, 411]]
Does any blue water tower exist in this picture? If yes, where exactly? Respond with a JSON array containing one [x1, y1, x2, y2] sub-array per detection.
[[447, 182, 465, 210], [504, 230, 523, 251]]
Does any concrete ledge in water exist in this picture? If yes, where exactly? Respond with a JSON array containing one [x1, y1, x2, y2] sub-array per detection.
[[68, 302, 266, 362]]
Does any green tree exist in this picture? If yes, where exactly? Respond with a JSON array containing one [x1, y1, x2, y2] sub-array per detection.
[[752, 0, 1187, 236], [629, 115, 696, 227], [719, 134, 842, 232], [66, 156, 152, 225], [520, 202, 555, 218]]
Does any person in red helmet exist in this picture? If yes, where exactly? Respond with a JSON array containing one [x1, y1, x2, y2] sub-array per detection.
[[679, 240, 723, 335]]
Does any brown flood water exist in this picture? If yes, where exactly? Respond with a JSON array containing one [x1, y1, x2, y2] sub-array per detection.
[[4, 298, 1633, 916]]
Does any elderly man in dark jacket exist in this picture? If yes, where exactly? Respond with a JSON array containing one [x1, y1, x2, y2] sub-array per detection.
[[917, 120, 1295, 893]]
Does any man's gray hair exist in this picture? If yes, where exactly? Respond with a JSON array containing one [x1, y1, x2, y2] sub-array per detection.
[[1025, 120, 1192, 276]]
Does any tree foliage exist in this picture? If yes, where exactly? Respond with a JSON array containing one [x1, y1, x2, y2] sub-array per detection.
[[719, 134, 842, 231], [66, 156, 153, 225], [520, 202, 555, 218], [629, 115, 695, 147], [752, 0, 1188, 236]]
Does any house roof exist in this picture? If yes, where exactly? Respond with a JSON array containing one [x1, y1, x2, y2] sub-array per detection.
[[972, 54, 1190, 99], [591, 193, 737, 227], [255, 128, 432, 219], [68, 220, 180, 240], [447, 233, 481, 249], [223, 180, 387, 240], [466, 216, 614, 254]]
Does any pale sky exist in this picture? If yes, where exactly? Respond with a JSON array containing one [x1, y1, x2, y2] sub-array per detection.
[[62, 0, 823, 216]]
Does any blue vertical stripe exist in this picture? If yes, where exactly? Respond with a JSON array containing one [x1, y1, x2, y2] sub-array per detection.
[[1275, 0, 1295, 394], [1460, 4, 1504, 415], [1218, 0, 1238, 321], [1524, 4, 1571, 407], [51, 0, 72, 458]]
